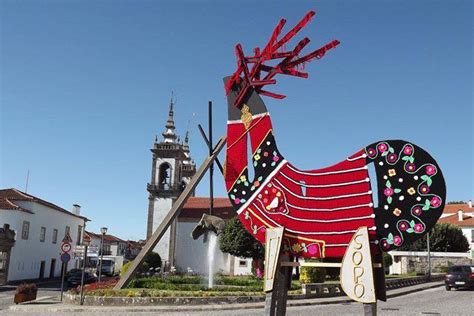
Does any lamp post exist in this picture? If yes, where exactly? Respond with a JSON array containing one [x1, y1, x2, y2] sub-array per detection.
[[98, 227, 108, 283], [80, 234, 91, 305]]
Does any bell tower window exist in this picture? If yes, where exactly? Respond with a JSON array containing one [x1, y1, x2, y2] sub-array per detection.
[[159, 163, 172, 190]]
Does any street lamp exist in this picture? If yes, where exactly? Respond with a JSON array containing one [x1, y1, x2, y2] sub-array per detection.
[[98, 227, 108, 282], [80, 233, 91, 305]]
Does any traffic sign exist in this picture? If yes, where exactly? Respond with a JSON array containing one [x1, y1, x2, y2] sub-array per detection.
[[61, 242, 72, 253], [62, 233, 72, 243], [60, 253, 71, 263]]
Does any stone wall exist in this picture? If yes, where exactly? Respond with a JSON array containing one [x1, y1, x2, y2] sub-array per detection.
[[398, 256, 472, 274]]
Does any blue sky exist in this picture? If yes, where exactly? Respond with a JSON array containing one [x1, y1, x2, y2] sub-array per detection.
[[1, 0, 472, 241]]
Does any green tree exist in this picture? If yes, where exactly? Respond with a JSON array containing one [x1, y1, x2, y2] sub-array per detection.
[[144, 252, 162, 269], [219, 217, 264, 260], [399, 223, 469, 252]]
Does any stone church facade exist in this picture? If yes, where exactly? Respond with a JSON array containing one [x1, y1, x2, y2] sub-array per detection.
[[146, 98, 196, 268]]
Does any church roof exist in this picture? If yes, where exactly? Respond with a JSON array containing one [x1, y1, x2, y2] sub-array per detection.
[[179, 197, 234, 220]]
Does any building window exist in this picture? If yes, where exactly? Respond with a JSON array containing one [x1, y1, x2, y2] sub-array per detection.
[[40, 227, 46, 242], [65, 226, 70, 238], [159, 163, 171, 190], [21, 221, 30, 240], [239, 260, 248, 268], [52, 229, 58, 244], [77, 225, 83, 245]]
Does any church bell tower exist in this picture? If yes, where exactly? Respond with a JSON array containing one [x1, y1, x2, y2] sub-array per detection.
[[146, 98, 196, 267]]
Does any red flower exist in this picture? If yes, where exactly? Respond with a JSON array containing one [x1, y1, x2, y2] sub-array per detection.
[[384, 187, 394, 197], [406, 163, 416, 172], [412, 206, 422, 216], [430, 197, 441, 207], [387, 153, 398, 163], [426, 165, 436, 176], [414, 223, 424, 233], [393, 236, 402, 246], [398, 221, 408, 231], [377, 143, 388, 153], [403, 145, 413, 155]]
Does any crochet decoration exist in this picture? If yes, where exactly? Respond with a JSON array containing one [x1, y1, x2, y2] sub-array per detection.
[[223, 11, 446, 259]]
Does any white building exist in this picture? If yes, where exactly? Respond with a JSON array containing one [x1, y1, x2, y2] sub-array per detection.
[[176, 197, 253, 275], [85, 230, 128, 258], [0, 188, 88, 283], [439, 201, 474, 258]]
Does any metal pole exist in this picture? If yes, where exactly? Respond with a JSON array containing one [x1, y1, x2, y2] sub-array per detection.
[[80, 244, 88, 305], [208, 101, 214, 216], [427, 232, 431, 280], [60, 262, 66, 301], [98, 233, 105, 282]]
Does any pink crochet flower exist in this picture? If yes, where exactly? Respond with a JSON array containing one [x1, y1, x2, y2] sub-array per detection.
[[426, 165, 437, 176], [403, 145, 413, 155], [377, 143, 388, 153], [384, 188, 394, 197]]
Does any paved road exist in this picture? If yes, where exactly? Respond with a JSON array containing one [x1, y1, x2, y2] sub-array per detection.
[[1, 285, 472, 315], [0, 281, 62, 311]]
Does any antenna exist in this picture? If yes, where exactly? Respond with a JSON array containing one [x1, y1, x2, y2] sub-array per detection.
[[25, 170, 30, 193]]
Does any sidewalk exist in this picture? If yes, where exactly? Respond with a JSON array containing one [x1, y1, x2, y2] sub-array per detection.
[[9, 280, 444, 313]]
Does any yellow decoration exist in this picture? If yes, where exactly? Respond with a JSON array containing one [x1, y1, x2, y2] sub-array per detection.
[[388, 169, 396, 177], [393, 208, 402, 216], [407, 187, 416, 195], [241, 104, 253, 130]]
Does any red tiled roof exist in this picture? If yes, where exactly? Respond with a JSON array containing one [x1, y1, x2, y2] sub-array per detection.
[[442, 203, 472, 215], [85, 230, 126, 243], [0, 188, 87, 220], [439, 213, 474, 227], [179, 197, 235, 220]]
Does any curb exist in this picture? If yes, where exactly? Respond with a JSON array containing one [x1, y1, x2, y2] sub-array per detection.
[[9, 281, 444, 313]]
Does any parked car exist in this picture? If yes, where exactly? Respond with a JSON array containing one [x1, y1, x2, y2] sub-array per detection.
[[445, 265, 474, 290], [66, 271, 97, 287]]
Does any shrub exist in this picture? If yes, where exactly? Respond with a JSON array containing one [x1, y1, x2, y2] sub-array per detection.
[[299, 261, 326, 284], [15, 283, 37, 295], [120, 261, 150, 278]]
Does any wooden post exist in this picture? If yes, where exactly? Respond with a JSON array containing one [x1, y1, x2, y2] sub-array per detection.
[[114, 136, 226, 290], [363, 303, 377, 316]]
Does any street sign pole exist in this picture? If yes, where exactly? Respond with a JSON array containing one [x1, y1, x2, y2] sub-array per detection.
[[60, 262, 66, 301], [79, 244, 88, 305]]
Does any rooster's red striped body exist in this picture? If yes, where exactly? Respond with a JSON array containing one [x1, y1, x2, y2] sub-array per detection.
[[223, 12, 446, 259]]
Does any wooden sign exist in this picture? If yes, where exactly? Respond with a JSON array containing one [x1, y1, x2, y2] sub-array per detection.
[[264, 227, 284, 292], [340, 226, 376, 303]]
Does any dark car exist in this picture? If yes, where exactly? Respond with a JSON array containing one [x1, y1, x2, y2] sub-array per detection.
[[66, 271, 97, 287], [445, 265, 474, 290]]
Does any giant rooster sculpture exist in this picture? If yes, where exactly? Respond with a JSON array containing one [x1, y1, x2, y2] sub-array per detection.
[[223, 11, 446, 259]]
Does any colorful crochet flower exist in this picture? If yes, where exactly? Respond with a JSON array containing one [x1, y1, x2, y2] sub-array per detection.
[[377, 143, 388, 153], [384, 188, 394, 197], [407, 187, 416, 195], [393, 236, 402, 246], [414, 223, 424, 233], [388, 169, 396, 177], [393, 208, 402, 216], [412, 206, 422, 216], [419, 184, 430, 194], [426, 165, 436, 176], [430, 197, 441, 207], [398, 221, 408, 231], [367, 148, 377, 157], [291, 243, 303, 253], [403, 145, 413, 155], [254, 154, 261, 161], [387, 153, 398, 163], [406, 163, 416, 172]]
